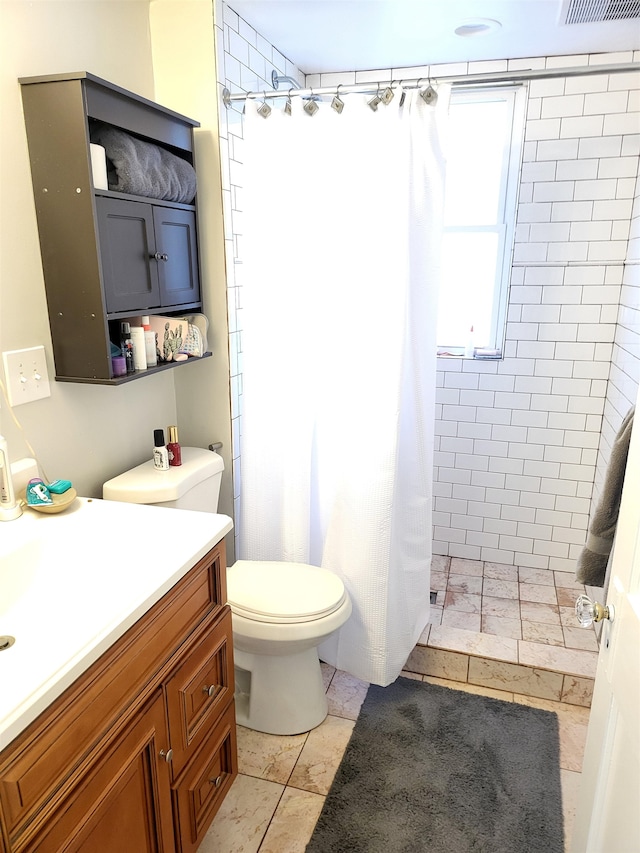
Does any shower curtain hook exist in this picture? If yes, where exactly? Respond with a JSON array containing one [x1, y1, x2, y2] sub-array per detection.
[[284, 87, 294, 116], [368, 86, 382, 112], [257, 90, 272, 118], [303, 87, 320, 116], [331, 83, 345, 114]]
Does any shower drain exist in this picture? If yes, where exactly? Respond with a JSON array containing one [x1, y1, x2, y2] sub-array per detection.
[[0, 636, 16, 651]]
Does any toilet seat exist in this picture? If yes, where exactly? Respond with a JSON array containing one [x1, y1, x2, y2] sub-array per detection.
[[228, 560, 347, 624]]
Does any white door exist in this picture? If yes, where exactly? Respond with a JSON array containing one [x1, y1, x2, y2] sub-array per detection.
[[571, 405, 640, 853]]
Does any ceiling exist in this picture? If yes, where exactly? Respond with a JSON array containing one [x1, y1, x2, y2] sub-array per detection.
[[228, 0, 640, 75]]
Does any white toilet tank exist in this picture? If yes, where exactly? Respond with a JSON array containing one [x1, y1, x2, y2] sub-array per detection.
[[103, 447, 224, 513]]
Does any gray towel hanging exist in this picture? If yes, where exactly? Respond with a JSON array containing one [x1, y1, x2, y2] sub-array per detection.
[[576, 406, 635, 587]]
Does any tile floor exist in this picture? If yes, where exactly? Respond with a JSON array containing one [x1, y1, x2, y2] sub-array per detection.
[[199, 555, 594, 852]]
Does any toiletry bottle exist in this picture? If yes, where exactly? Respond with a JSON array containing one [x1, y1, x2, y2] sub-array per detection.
[[120, 322, 135, 374], [153, 429, 170, 470], [142, 316, 158, 367], [167, 425, 182, 467], [130, 326, 147, 370]]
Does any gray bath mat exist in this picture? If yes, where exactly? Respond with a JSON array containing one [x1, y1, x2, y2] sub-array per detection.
[[306, 677, 563, 853]]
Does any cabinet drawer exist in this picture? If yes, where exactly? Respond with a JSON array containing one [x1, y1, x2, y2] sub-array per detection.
[[166, 607, 234, 778], [172, 702, 237, 853], [0, 543, 225, 839]]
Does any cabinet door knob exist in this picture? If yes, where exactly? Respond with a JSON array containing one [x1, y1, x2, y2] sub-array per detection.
[[153, 252, 169, 262], [210, 775, 223, 787], [202, 684, 217, 697], [159, 748, 173, 763]]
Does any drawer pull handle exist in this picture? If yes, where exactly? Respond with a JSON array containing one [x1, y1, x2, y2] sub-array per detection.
[[203, 684, 217, 697], [210, 775, 223, 787], [159, 748, 173, 763]]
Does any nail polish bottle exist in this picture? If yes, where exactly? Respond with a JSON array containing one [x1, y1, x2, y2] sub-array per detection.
[[153, 429, 169, 470], [120, 322, 135, 374], [167, 425, 182, 467]]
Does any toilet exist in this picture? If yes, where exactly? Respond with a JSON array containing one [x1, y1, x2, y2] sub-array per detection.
[[102, 446, 352, 735]]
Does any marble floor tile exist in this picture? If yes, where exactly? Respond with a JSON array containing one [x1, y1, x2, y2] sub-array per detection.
[[320, 661, 336, 691], [481, 614, 522, 640], [562, 625, 599, 651], [483, 577, 519, 599], [483, 561, 518, 581], [326, 670, 369, 720], [450, 557, 484, 576], [482, 595, 521, 619], [518, 641, 598, 678], [199, 774, 284, 853], [431, 570, 448, 590], [444, 590, 482, 613], [561, 769, 581, 852], [258, 787, 325, 853], [423, 674, 515, 703], [468, 657, 564, 701], [519, 566, 555, 586], [288, 715, 355, 795], [429, 624, 519, 663], [447, 573, 483, 595], [442, 608, 481, 631], [431, 554, 451, 572], [236, 726, 308, 785], [522, 620, 565, 646], [520, 600, 561, 625], [404, 645, 469, 681], [519, 582, 558, 605]]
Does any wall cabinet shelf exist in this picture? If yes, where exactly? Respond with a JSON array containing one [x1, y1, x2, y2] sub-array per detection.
[[20, 71, 209, 385]]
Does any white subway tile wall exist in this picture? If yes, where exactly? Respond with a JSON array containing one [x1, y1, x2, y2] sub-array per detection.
[[217, 4, 640, 570]]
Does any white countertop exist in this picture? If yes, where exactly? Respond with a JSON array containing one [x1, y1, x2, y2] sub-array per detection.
[[0, 497, 233, 750]]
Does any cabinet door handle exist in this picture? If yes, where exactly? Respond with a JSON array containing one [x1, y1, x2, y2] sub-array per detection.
[[210, 775, 223, 787], [159, 748, 173, 763], [152, 252, 169, 262], [202, 684, 217, 697]]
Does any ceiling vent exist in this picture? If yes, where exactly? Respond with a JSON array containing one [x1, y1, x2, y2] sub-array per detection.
[[561, 0, 640, 23]]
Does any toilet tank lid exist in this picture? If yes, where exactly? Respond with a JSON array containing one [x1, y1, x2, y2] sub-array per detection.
[[103, 447, 224, 504]]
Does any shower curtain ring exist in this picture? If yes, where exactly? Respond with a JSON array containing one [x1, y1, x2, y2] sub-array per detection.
[[284, 87, 294, 116], [303, 87, 320, 116], [331, 83, 345, 114], [257, 91, 272, 118]]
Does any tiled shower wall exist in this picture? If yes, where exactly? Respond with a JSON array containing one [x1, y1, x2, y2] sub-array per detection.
[[216, 3, 640, 571]]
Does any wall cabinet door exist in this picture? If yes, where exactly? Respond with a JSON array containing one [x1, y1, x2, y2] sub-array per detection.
[[153, 207, 200, 308], [25, 691, 175, 853], [97, 197, 199, 315], [97, 197, 160, 313]]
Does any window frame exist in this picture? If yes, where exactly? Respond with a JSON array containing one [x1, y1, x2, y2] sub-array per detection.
[[437, 84, 527, 359]]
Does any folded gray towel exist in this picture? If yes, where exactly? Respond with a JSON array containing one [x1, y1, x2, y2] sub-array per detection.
[[576, 406, 635, 586], [91, 123, 196, 204]]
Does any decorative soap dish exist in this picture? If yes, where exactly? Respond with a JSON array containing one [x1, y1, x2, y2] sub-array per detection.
[[20, 487, 78, 514]]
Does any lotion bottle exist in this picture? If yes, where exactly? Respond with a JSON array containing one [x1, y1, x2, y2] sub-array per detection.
[[167, 425, 182, 467], [153, 429, 169, 470]]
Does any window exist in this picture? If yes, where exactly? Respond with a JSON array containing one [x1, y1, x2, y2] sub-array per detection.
[[437, 86, 526, 358]]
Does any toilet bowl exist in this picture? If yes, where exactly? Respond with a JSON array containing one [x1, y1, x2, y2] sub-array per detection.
[[228, 560, 352, 734], [103, 447, 352, 735]]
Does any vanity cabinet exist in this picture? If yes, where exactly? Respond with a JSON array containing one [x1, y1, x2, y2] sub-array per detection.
[[19, 71, 208, 385], [0, 542, 237, 853]]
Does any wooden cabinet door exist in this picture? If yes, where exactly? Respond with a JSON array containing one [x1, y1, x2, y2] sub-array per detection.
[[153, 207, 200, 308], [25, 691, 175, 853], [96, 196, 161, 313]]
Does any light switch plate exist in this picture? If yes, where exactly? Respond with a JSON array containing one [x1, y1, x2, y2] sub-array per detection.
[[2, 346, 51, 406]]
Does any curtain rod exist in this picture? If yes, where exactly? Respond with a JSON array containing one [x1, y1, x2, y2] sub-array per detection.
[[222, 61, 639, 107]]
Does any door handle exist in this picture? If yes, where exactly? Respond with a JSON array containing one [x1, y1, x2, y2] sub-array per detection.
[[575, 594, 615, 628]]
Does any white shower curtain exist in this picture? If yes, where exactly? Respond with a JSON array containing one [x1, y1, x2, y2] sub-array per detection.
[[239, 88, 449, 685]]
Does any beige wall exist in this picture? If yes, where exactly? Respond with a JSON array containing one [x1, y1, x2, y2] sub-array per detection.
[[0, 1, 232, 539]]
